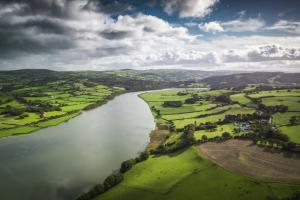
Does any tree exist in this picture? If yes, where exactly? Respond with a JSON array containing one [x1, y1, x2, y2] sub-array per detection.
[[104, 173, 124, 190], [289, 116, 300, 126], [120, 159, 136, 173], [163, 101, 183, 107], [201, 135, 208, 141], [222, 132, 231, 139], [135, 151, 149, 162], [215, 95, 231, 104]]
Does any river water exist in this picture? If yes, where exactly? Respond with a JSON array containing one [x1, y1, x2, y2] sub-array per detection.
[[0, 92, 155, 200]]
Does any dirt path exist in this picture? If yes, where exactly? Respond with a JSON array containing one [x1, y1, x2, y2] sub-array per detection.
[[199, 139, 300, 182]]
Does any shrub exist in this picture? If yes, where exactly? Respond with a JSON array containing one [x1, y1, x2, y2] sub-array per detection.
[[104, 173, 124, 190], [163, 101, 183, 107], [120, 159, 136, 173]]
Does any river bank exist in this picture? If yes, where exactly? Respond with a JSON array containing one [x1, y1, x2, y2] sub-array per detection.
[[0, 92, 155, 200]]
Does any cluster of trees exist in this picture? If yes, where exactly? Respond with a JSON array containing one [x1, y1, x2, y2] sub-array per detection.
[[120, 151, 149, 173], [251, 122, 289, 142], [196, 132, 232, 144], [163, 101, 183, 107], [184, 94, 201, 104], [26, 101, 61, 114], [221, 112, 271, 124], [290, 116, 300, 126], [75, 173, 124, 200], [196, 122, 217, 131], [258, 104, 288, 114], [176, 91, 189, 96], [1, 105, 25, 116], [215, 94, 231, 104], [151, 106, 161, 118], [151, 124, 196, 154], [76, 151, 149, 200]]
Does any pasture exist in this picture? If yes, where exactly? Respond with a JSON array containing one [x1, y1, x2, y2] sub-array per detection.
[[95, 147, 300, 200]]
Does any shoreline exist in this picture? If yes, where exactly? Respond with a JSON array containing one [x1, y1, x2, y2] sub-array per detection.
[[0, 91, 125, 139]]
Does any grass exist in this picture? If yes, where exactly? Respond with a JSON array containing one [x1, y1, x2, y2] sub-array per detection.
[[173, 105, 255, 129], [95, 147, 300, 200], [37, 112, 80, 128], [272, 112, 300, 126], [280, 125, 300, 144], [230, 93, 253, 105], [0, 126, 41, 137], [261, 97, 300, 111], [194, 124, 238, 140], [249, 90, 300, 98]]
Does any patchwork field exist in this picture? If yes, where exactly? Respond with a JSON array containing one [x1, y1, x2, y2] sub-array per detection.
[[96, 88, 299, 200], [0, 82, 124, 138]]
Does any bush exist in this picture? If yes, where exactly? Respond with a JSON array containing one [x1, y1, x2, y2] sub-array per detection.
[[201, 135, 208, 141], [163, 101, 183, 107], [120, 159, 136, 173], [104, 173, 124, 190], [222, 132, 231, 139]]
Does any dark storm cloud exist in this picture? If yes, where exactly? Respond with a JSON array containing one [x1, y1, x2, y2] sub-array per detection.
[[100, 30, 133, 40], [84, 0, 134, 15], [0, 0, 139, 59], [0, 0, 78, 18], [0, 0, 80, 59], [0, 27, 74, 58]]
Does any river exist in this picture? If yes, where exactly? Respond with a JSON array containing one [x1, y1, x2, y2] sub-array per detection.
[[0, 92, 155, 200]]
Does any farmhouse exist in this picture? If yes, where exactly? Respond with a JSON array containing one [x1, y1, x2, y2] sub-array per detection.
[[240, 122, 251, 131]]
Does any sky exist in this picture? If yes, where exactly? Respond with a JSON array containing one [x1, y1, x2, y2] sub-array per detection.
[[0, 0, 300, 72]]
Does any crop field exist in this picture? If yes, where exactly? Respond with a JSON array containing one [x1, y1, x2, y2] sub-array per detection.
[[96, 147, 300, 200], [199, 140, 300, 182], [0, 81, 123, 138]]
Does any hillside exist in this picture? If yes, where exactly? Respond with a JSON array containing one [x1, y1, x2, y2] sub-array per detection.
[[201, 72, 300, 89]]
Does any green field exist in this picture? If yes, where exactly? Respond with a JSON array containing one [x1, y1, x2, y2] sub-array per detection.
[[230, 93, 253, 106], [194, 124, 239, 140], [280, 125, 300, 144], [95, 147, 300, 200], [262, 97, 300, 111]]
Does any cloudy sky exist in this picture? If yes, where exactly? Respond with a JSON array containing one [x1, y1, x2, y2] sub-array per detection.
[[0, 0, 300, 71]]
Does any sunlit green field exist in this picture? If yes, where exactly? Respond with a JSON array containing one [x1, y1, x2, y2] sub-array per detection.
[[95, 147, 300, 200], [248, 89, 300, 144], [230, 93, 253, 106]]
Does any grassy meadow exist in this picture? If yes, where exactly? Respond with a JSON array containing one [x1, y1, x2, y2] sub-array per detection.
[[95, 147, 300, 200]]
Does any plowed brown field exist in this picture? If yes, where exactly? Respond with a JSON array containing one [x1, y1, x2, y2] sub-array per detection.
[[199, 139, 300, 182]]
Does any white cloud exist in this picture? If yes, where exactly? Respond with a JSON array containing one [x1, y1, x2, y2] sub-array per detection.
[[266, 20, 300, 34], [198, 21, 224, 34], [223, 44, 300, 62], [163, 0, 218, 18], [198, 18, 265, 33], [221, 18, 265, 32], [0, 1, 300, 72]]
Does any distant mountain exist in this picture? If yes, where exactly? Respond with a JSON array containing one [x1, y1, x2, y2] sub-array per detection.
[[201, 72, 300, 88], [0, 69, 240, 91], [1, 69, 298, 91]]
